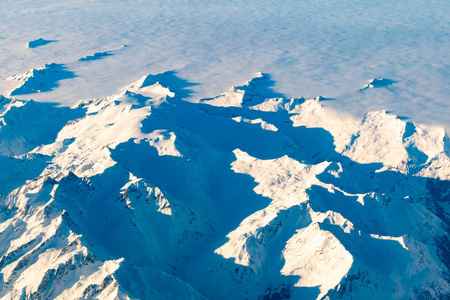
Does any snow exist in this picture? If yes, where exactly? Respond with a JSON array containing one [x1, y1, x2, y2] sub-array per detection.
[[363, 78, 395, 90], [2, 67, 450, 298], [78, 51, 112, 62], [232, 116, 278, 132], [281, 223, 353, 298], [7, 64, 76, 96], [0, 74, 449, 298], [0, 1, 450, 299]]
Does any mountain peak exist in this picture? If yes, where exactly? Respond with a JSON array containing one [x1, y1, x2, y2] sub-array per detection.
[[201, 72, 285, 108]]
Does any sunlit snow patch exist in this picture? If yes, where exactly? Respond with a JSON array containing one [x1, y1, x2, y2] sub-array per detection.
[[201, 72, 283, 108], [122, 74, 175, 101], [231, 116, 278, 131], [121, 173, 172, 215], [281, 223, 353, 298]]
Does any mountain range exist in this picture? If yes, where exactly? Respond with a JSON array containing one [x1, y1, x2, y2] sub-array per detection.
[[1, 72, 450, 299]]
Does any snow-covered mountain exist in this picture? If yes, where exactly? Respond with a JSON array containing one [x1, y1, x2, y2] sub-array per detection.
[[1, 73, 450, 300]]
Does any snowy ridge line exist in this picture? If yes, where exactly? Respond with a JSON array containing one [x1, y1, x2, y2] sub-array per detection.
[[6, 63, 76, 96], [78, 51, 112, 62], [1, 72, 450, 299]]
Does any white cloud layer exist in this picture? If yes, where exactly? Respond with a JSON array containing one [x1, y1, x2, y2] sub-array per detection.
[[0, 0, 449, 129]]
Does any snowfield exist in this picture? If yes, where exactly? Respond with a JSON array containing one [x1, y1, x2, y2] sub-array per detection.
[[1, 0, 450, 299]]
